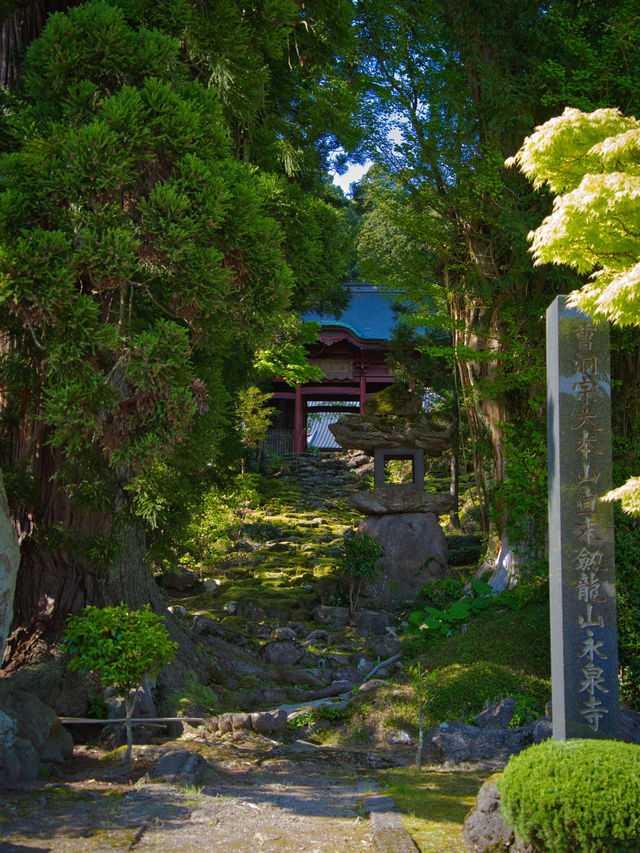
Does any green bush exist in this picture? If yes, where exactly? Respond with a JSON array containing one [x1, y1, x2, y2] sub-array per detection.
[[62, 604, 177, 763], [337, 532, 384, 613], [445, 534, 483, 566], [418, 662, 549, 729], [499, 739, 640, 853]]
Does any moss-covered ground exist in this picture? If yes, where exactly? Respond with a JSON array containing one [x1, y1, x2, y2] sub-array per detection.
[[156, 452, 552, 851], [381, 767, 492, 852]]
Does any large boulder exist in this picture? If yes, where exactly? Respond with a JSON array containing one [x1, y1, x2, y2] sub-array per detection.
[[329, 411, 453, 455], [362, 383, 423, 417], [350, 486, 454, 515], [463, 776, 534, 853], [5, 661, 90, 717], [418, 719, 551, 768], [0, 681, 73, 785], [357, 513, 447, 607]]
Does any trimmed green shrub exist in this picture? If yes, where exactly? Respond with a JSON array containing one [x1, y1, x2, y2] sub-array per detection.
[[418, 662, 549, 728], [499, 739, 640, 853], [63, 604, 177, 763]]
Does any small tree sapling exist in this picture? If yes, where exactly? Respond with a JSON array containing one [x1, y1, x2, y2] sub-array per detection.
[[338, 533, 384, 614], [62, 604, 177, 763], [407, 663, 431, 771]]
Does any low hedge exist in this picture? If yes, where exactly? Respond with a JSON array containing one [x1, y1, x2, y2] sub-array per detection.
[[499, 738, 640, 853]]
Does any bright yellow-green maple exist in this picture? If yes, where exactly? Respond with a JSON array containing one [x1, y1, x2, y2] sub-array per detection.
[[508, 106, 640, 515], [507, 107, 640, 327]]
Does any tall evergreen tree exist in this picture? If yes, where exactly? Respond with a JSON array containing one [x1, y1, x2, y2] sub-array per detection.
[[355, 0, 640, 573], [0, 0, 358, 661]]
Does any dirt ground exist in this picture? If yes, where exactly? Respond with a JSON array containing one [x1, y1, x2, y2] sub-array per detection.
[[0, 732, 416, 853]]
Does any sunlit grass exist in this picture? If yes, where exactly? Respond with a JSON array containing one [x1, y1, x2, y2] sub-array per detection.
[[381, 767, 491, 853]]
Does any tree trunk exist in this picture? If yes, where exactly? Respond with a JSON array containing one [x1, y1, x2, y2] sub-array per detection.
[[124, 690, 135, 765], [4, 515, 163, 670], [0, 469, 20, 668], [2, 434, 169, 669], [0, 0, 81, 87], [448, 382, 461, 530]]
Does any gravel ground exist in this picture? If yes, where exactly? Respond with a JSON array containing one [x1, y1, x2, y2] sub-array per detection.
[[1, 739, 418, 853]]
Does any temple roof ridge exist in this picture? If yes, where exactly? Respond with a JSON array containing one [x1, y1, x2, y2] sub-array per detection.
[[302, 281, 396, 343]]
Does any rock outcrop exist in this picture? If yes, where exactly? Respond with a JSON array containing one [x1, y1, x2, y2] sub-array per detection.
[[358, 513, 448, 607], [329, 411, 453, 455], [419, 718, 552, 768], [0, 681, 73, 785], [463, 776, 534, 853]]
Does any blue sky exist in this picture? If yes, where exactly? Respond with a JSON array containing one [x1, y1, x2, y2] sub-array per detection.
[[331, 161, 371, 195]]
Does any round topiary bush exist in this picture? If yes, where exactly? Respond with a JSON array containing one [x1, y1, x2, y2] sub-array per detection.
[[499, 738, 640, 853]]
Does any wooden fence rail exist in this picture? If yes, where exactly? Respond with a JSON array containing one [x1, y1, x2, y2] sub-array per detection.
[[260, 428, 295, 457]]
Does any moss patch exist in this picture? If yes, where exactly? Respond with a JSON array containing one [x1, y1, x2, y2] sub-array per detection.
[[421, 662, 550, 728], [381, 767, 490, 853], [407, 598, 551, 681]]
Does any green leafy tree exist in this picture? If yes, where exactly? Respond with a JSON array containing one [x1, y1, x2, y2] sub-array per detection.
[[507, 106, 640, 513], [253, 317, 324, 386], [236, 386, 275, 475], [354, 0, 640, 570], [62, 603, 177, 763], [0, 1, 337, 650]]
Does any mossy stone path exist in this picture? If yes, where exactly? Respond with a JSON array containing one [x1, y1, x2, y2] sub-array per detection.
[[2, 738, 399, 852]]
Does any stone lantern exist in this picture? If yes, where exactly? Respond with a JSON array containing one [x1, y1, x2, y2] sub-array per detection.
[[329, 383, 454, 608]]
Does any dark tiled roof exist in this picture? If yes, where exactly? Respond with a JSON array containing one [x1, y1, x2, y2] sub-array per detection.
[[302, 283, 395, 342]]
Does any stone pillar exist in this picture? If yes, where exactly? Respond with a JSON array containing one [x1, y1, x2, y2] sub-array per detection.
[[546, 295, 619, 740]]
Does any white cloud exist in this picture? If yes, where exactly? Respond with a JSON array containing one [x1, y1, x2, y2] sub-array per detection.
[[332, 161, 372, 194]]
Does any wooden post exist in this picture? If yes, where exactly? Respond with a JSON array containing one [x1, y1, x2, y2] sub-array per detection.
[[359, 373, 366, 413], [294, 384, 305, 453]]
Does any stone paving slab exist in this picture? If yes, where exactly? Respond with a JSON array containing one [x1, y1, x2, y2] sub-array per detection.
[[365, 795, 419, 853]]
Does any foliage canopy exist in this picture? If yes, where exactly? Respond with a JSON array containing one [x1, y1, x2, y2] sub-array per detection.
[[62, 602, 176, 762], [507, 106, 640, 326], [62, 603, 177, 694], [0, 0, 355, 602], [508, 106, 640, 513]]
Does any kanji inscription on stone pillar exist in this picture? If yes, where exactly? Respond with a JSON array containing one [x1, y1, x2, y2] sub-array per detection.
[[547, 295, 619, 740]]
